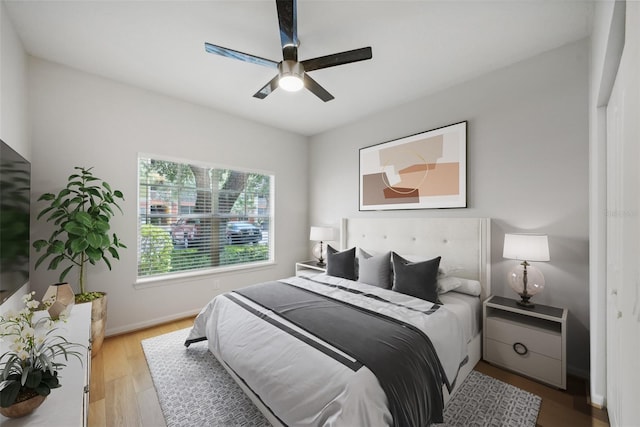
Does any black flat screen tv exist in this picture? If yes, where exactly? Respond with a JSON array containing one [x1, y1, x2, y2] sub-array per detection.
[[0, 139, 30, 305]]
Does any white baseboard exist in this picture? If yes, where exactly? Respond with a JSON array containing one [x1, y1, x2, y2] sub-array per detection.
[[589, 393, 605, 409], [105, 308, 201, 336], [566, 365, 606, 409]]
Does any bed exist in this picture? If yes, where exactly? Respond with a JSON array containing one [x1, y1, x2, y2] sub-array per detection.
[[186, 217, 491, 426]]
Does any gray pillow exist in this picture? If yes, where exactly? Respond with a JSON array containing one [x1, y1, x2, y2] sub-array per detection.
[[358, 249, 391, 289], [326, 245, 357, 280], [391, 252, 441, 303]]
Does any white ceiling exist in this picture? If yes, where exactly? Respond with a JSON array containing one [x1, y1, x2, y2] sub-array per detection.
[[4, 0, 593, 136]]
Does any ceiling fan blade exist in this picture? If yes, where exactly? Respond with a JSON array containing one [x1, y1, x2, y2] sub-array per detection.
[[301, 47, 372, 72], [205, 42, 279, 69], [276, 0, 298, 60], [253, 75, 280, 99], [304, 74, 334, 102]]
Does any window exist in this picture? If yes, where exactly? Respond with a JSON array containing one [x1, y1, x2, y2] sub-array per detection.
[[137, 156, 273, 278]]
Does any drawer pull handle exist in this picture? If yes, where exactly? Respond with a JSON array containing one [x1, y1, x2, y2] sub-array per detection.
[[513, 342, 528, 356]]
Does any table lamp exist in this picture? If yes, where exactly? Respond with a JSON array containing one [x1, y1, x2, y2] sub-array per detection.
[[503, 233, 550, 307], [309, 226, 335, 267]]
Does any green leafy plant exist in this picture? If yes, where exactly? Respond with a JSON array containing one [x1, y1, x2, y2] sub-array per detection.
[[138, 224, 173, 275], [170, 248, 209, 272], [0, 292, 83, 407], [221, 245, 269, 265], [33, 167, 126, 300]]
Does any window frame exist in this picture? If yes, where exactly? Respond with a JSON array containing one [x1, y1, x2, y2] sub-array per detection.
[[135, 153, 275, 284]]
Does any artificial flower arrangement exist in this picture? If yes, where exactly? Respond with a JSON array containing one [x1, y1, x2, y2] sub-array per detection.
[[0, 292, 83, 411]]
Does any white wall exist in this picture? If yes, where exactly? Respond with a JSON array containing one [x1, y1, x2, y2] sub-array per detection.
[[309, 40, 590, 376], [0, 0, 30, 314], [28, 58, 309, 334], [588, 0, 624, 409]]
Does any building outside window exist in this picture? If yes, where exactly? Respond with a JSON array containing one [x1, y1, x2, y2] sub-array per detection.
[[137, 156, 273, 278]]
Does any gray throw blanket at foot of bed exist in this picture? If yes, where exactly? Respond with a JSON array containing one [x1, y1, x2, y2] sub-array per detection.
[[234, 281, 447, 426]]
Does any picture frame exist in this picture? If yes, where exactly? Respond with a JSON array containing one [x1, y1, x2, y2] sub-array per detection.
[[359, 121, 467, 210]]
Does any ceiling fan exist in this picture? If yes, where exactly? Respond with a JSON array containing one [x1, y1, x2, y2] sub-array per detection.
[[204, 0, 373, 102]]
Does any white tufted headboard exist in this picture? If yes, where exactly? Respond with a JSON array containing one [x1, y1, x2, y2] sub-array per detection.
[[341, 217, 491, 301]]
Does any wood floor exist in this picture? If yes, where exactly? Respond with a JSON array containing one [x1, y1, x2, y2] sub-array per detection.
[[89, 317, 609, 427]]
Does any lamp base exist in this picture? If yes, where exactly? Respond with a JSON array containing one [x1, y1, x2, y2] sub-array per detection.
[[312, 241, 327, 268], [516, 294, 535, 308]]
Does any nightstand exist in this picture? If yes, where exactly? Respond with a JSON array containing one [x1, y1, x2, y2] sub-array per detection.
[[295, 260, 326, 277], [483, 295, 567, 389]]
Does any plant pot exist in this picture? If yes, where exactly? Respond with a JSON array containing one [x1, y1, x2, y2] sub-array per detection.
[[0, 394, 46, 418], [89, 292, 107, 357]]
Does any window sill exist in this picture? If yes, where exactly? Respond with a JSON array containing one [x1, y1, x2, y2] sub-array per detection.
[[133, 260, 276, 290]]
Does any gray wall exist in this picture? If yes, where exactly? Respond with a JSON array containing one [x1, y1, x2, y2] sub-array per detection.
[[308, 40, 590, 376], [28, 58, 309, 334]]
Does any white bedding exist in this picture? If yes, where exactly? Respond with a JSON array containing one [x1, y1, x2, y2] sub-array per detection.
[[186, 275, 470, 426], [438, 291, 482, 343]]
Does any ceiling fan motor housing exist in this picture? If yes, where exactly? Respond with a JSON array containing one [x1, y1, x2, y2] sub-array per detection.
[[278, 60, 305, 91]]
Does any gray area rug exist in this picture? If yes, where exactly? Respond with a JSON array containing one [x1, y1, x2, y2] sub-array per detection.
[[142, 328, 541, 427]]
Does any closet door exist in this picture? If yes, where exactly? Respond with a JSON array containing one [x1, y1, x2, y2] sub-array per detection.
[[605, 61, 622, 427], [605, 3, 640, 426]]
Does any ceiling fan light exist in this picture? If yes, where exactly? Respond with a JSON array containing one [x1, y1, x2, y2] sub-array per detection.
[[278, 60, 304, 92], [279, 75, 304, 92]]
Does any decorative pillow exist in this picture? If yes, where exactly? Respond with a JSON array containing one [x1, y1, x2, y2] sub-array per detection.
[[357, 249, 391, 289], [437, 276, 464, 294], [455, 278, 482, 296], [437, 276, 482, 296], [326, 245, 357, 280], [391, 252, 441, 303], [395, 254, 451, 278]]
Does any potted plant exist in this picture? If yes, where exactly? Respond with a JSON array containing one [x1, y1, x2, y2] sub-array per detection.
[[32, 166, 126, 356], [0, 292, 83, 418]]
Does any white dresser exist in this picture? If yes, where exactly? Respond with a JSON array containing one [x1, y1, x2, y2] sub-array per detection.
[[483, 295, 567, 389], [0, 302, 92, 426]]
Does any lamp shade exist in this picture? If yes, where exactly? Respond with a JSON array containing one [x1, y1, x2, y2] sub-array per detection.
[[503, 234, 550, 262], [310, 226, 335, 242]]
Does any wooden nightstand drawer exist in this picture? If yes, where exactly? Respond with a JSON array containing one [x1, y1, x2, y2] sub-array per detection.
[[486, 338, 563, 387], [486, 315, 561, 359]]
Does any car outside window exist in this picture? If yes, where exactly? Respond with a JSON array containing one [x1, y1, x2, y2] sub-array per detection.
[[137, 156, 273, 278]]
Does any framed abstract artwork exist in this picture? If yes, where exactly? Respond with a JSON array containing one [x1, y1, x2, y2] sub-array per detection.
[[359, 121, 467, 210]]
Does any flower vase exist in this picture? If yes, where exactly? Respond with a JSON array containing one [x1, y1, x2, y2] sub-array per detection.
[[0, 394, 46, 418], [43, 282, 75, 320]]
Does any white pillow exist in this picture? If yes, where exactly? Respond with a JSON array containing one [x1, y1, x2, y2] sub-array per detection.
[[437, 276, 482, 296], [437, 276, 464, 293]]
